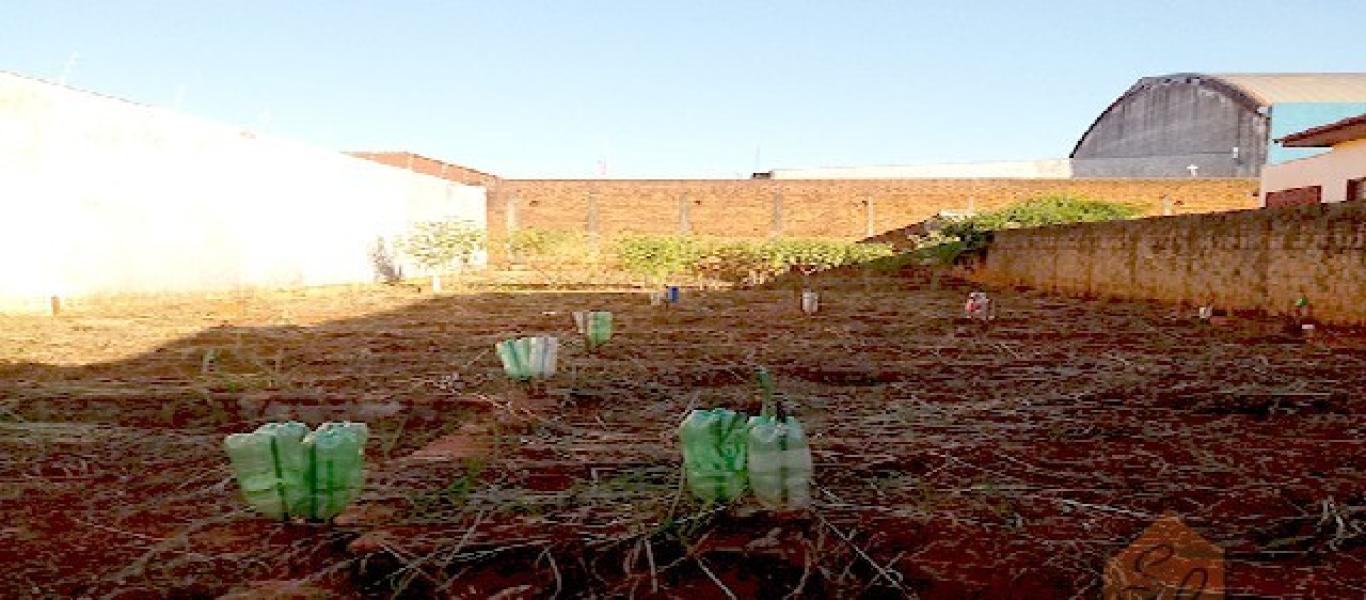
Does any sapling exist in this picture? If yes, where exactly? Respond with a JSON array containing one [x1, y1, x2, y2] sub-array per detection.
[[399, 220, 485, 292], [1291, 296, 1315, 338]]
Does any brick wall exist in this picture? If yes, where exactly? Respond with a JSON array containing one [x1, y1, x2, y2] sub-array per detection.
[[346, 152, 1259, 250], [972, 201, 1366, 325], [1265, 185, 1322, 208], [350, 151, 501, 188], [490, 178, 1259, 245]]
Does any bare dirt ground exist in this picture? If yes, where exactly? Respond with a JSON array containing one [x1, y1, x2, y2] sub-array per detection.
[[1, 266, 1362, 599]]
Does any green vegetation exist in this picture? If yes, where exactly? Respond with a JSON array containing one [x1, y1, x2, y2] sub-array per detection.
[[918, 194, 1142, 263], [614, 236, 895, 285], [399, 219, 485, 291], [614, 235, 708, 284], [507, 228, 588, 262], [506, 228, 601, 285]]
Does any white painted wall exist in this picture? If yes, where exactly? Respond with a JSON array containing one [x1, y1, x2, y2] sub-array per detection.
[[1260, 138, 1366, 206], [0, 72, 485, 312]]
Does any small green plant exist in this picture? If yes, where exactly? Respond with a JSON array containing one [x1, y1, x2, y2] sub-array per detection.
[[399, 219, 485, 291], [405, 457, 487, 517]]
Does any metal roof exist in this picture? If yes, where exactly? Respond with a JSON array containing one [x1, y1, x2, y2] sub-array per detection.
[[1071, 72, 1366, 158], [1205, 73, 1366, 105], [1278, 112, 1366, 147]]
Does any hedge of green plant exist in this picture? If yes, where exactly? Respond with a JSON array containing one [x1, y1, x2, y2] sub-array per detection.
[[923, 195, 1142, 263], [614, 236, 895, 284]]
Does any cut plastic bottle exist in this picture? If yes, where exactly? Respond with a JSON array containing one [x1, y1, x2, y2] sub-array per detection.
[[297, 422, 369, 521], [223, 421, 308, 520], [746, 367, 814, 510], [496, 338, 532, 380], [575, 311, 612, 349], [746, 413, 813, 510], [678, 408, 750, 503], [496, 336, 558, 380], [224, 421, 367, 522]]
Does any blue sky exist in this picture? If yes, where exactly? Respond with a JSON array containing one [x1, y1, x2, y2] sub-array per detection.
[[3, 1, 1364, 178]]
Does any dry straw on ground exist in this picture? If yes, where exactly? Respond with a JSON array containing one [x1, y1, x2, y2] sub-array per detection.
[[1, 267, 1362, 598]]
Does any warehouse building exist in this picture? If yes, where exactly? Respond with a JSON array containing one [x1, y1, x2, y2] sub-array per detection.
[[1071, 73, 1366, 178], [760, 73, 1366, 180]]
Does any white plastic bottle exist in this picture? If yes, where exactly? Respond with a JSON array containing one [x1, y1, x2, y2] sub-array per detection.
[[747, 413, 813, 509]]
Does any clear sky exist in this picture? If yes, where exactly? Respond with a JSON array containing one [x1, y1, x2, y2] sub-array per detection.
[[3, 1, 1364, 179]]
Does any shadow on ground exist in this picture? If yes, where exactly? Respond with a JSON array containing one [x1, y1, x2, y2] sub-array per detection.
[[2, 267, 1363, 598]]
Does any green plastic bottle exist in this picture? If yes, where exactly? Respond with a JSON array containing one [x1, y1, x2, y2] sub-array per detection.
[[297, 422, 369, 521], [586, 312, 613, 349], [746, 368, 814, 510], [223, 421, 309, 520], [496, 338, 532, 380], [225, 421, 367, 522], [678, 408, 750, 503], [496, 336, 559, 380]]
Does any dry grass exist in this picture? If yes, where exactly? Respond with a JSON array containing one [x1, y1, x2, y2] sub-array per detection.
[[1, 268, 1362, 598]]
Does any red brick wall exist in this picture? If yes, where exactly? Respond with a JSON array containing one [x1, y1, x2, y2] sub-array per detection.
[[344, 153, 1261, 264], [490, 178, 1259, 245], [350, 151, 501, 188], [1265, 186, 1322, 208]]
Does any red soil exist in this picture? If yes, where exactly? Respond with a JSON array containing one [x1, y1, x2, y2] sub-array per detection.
[[1, 269, 1362, 598]]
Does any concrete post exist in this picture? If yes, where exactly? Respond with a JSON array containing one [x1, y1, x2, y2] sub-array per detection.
[[587, 189, 600, 250], [863, 194, 875, 238], [770, 189, 784, 238], [505, 194, 519, 233], [505, 194, 519, 264], [678, 192, 691, 235]]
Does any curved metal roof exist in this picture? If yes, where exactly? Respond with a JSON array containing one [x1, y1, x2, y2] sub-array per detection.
[[1206, 73, 1366, 105], [1071, 72, 1366, 158]]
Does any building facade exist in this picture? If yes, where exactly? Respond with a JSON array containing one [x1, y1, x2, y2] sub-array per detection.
[[1261, 113, 1366, 207]]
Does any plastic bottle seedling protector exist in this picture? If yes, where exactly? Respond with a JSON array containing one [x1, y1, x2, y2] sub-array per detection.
[[746, 368, 814, 510], [495, 336, 559, 380], [585, 312, 612, 349], [747, 412, 813, 510], [528, 336, 559, 377], [495, 339, 524, 380], [298, 422, 369, 521], [679, 408, 750, 503], [224, 421, 368, 522], [224, 421, 309, 520]]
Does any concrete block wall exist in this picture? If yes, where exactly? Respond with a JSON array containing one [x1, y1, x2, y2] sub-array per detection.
[[974, 201, 1366, 325]]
